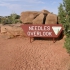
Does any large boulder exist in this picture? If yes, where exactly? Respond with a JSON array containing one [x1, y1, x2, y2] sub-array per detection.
[[45, 13, 58, 24], [32, 13, 45, 25], [32, 10, 50, 25], [0, 24, 26, 38], [20, 11, 40, 24], [41, 9, 50, 15]]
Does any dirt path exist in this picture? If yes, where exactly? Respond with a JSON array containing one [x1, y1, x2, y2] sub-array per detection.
[[0, 34, 70, 70]]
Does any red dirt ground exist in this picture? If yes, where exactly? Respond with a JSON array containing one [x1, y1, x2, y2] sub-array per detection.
[[0, 33, 70, 70]]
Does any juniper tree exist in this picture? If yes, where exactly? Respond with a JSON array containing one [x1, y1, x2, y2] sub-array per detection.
[[58, 0, 70, 53]]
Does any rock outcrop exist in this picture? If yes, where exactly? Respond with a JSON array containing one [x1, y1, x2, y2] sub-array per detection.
[[0, 9, 59, 39], [32, 13, 44, 25], [20, 11, 40, 24], [0, 24, 26, 39], [20, 9, 51, 24], [45, 13, 58, 24], [32, 10, 50, 24], [41, 9, 50, 15]]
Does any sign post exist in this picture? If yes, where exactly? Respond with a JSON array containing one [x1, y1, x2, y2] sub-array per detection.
[[21, 24, 63, 43]]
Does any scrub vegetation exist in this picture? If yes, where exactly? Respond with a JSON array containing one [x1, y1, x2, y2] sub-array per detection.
[[0, 13, 22, 24], [58, 0, 70, 54]]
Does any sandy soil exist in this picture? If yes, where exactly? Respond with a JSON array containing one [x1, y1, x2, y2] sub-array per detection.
[[0, 34, 70, 70]]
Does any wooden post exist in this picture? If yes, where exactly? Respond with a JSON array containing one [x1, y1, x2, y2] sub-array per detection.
[[53, 38, 55, 43]]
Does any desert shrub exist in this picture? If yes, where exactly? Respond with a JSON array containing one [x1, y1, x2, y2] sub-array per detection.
[[64, 24, 70, 53], [0, 13, 21, 24], [64, 36, 70, 53], [58, 0, 70, 54], [14, 19, 22, 23]]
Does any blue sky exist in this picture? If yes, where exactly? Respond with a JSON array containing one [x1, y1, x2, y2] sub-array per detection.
[[0, 0, 63, 16]]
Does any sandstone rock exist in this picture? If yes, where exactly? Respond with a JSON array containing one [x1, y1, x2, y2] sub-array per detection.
[[45, 13, 58, 24], [20, 11, 40, 24], [41, 9, 50, 15], [0, 24, 26, 39], [33, 13, 44, 25]]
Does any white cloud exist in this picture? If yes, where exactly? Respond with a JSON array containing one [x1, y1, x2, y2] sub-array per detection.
[[0, 0, 45, 11], [0, 0, 45, 4], [0, 0, 22, 1], [0, 1, 22, 11], [0, 0, 59, 16], [34, 1, 45, 4], [23, 5, 33, 7], [9, 4, 22, 11], [0, 2, 9, 6], [26, 0, 45, 4], [52, 1, 57, 5]]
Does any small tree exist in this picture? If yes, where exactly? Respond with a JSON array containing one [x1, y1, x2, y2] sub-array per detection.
[[58, 3, 66, 24], [58, 0, 70, 53]]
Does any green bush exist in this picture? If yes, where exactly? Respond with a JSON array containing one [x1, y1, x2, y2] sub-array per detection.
[[64, 24, 70, 53], [64, 35, 70, 53], [0, 13, 21, 24], [15, 19, 22, 23], [64, 24, 70, 34]]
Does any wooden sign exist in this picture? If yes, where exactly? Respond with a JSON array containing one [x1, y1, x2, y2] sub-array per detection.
[[21, 24, 63, 42]]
